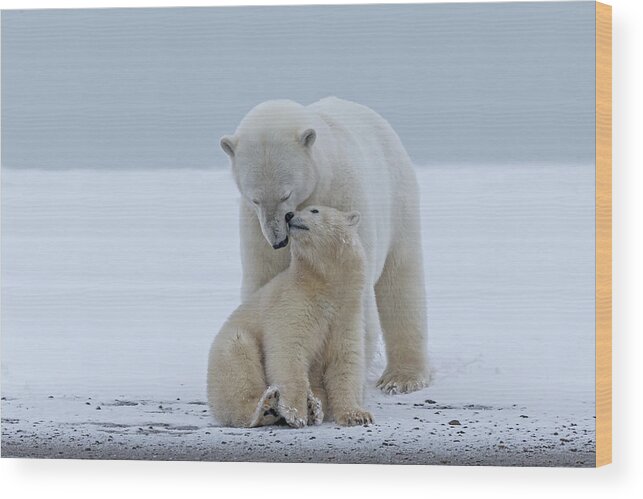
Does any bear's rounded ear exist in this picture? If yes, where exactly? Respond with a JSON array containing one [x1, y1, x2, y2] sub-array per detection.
[[299, 128, 316, 148], [346, 211, 361, 227], [220, 135, 237, 158]]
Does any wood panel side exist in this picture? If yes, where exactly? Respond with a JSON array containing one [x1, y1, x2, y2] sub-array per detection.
[[595, 1, 612, 468]]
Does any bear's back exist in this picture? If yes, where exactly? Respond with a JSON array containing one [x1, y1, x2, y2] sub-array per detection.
[[308, 97, 386, 130]]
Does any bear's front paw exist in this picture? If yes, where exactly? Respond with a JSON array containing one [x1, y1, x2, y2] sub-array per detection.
[[376, 368, 431, 395], [335, 409, 373, 427], [306, 390, 324, 426]]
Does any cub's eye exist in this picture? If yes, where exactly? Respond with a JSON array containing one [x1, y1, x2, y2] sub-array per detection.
[[252, 199, 259, 205], [280, 192, 292, 202], [311, 209, 319, 214]]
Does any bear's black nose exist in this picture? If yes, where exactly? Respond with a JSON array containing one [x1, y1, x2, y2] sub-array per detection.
[[272, 236, 288, 250], [285, 212, 294, 223]]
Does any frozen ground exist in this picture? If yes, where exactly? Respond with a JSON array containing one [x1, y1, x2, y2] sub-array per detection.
[[1, 391, 595, 466], [1, 165, 596, 465]]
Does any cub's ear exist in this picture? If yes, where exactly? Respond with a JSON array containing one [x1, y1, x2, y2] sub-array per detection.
[[345, 211, 361, 227], [220, 135, 237, 158], [299, 128, 316, 148]]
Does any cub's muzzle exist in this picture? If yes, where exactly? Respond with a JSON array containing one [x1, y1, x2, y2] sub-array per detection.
[[287, 216, 309, 232]]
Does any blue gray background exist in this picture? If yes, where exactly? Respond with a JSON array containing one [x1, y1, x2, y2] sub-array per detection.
[[2, 2, 595, 169]]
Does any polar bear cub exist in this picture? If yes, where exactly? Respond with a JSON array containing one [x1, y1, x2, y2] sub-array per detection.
[[207, 206, 373, 428]]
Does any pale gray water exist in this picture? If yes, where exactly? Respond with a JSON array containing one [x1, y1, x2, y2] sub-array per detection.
[[2, 2, 595, 170], [1, 165, 594, 407]]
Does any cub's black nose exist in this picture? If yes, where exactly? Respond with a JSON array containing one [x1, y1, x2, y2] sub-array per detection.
[[285, 212, 295, 223]]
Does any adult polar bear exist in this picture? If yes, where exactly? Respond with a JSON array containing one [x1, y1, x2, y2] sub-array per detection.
[[220, 97, 429, 393]]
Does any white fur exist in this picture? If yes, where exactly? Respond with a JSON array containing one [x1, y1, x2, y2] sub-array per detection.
[[207, 207, 373, 427], [221, 97, 430, 393]]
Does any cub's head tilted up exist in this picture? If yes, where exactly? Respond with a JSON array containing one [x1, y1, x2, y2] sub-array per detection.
[[285, 206, 363, 271]]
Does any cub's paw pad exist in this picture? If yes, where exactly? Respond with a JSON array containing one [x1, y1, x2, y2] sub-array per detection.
[[306, 390, 324, 426], [376, 369, 431, 395], [277, 401, 307, 429], [250, 386, 283, 427], [335, 409, 374, 427]]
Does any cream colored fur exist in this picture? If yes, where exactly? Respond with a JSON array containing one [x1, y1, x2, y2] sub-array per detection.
[[220, 97, 430, 394], [207, 206, 373, 428]]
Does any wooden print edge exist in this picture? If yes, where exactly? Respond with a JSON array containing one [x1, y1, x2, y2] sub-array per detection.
[[595, 1, 612, 468]]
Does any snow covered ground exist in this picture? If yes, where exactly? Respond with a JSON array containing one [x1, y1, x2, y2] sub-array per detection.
[[1, 165, 596, 465]]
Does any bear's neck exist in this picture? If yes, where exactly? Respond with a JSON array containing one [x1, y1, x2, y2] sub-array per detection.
[[290, 243, 365, 295]]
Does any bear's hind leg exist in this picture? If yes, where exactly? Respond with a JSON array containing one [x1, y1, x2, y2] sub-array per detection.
[[375, 235, 431, 394], [207, 326, 270, 427], [363, 288, 383, 376]]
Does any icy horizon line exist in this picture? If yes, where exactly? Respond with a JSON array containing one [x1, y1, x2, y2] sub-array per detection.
[[1, 161, 595, 172]]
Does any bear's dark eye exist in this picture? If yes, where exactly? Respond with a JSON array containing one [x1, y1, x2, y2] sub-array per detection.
[[311, 209, 319, 214]]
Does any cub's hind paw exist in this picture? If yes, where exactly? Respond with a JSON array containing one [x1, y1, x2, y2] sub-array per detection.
[[250, 386, 282, 427], [307, 390, 324, 426]]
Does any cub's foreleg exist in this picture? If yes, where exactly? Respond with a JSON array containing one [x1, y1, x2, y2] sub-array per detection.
[[263, 316, 322, 428], [324, 309, 373, 426]]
